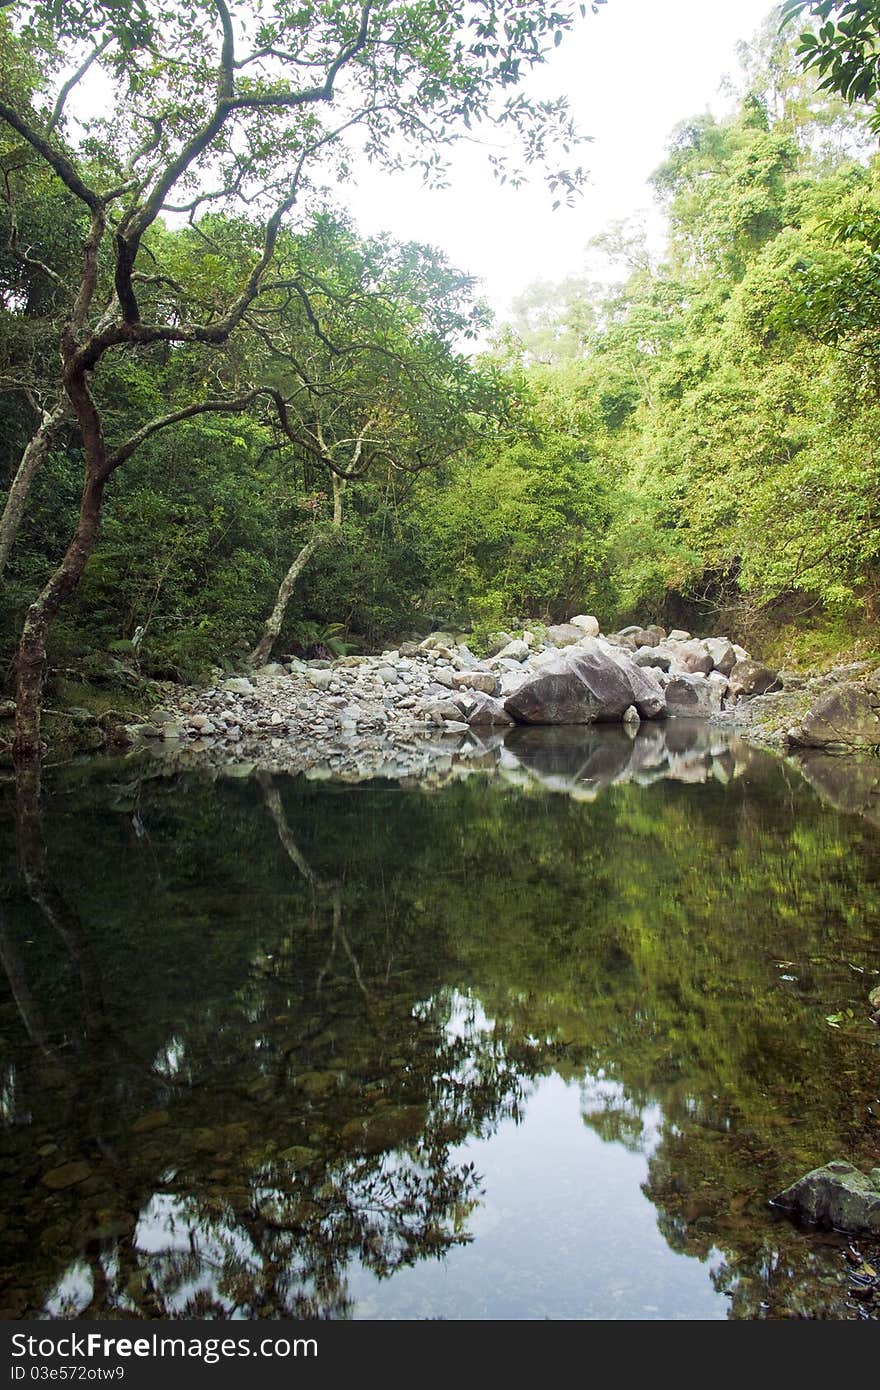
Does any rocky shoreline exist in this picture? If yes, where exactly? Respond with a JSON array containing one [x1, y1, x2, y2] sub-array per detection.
[[4, 616, 879, 792], [133, 617, 788, 770]]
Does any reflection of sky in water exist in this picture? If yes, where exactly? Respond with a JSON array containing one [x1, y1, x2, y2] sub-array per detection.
[[43, 1064, 725, 1322], [348, 1071, 726, 1320]]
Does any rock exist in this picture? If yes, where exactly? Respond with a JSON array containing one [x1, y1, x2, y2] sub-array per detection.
[[222, 677, 255, 695], [125, 723, 155, 742], [667, 629, 691, 642], [277, 1145, 318, 1169], [42, 1160, 93, 1190], [665, 674, 722, 717], [130, 1110, 170, 1134], [418, 631, 457, 650], [451, 671, 498, 695], [702, 638, 737, 676], [455, 644, 482, 669], [569, 614, 601, 638], [771, 1161, 880, 1236], [339, 1105, 426, 1154], [465, 694, 515, 726], [491, 639, 530, 664], [633, 647, 671, 672], [295, 1070, 339, 1098], [504, 644, 666, 725], [787, 683, 880, 750], [622, 705, 640, 727], [667, 638, 714, 676], [545, 623, 587, 647], [482, 631, 517, 657], [420, 698, 466, 722], [432, 667, 457, 688], [633, 625, 666, 648], [307, 670, 333, 690], [150, 708, 179, 726], [728, 659, 782, 700]]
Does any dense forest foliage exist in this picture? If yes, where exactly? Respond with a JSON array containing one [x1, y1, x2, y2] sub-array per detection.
[[1, 0, 879, 714]]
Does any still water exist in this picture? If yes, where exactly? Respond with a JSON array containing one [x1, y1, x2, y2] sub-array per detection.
[[1, 721, 879, 1320]]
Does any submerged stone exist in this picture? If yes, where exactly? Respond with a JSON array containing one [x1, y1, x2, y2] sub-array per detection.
[[295, 1070, 339, 1098], [41, 1160, 93, 1190], [130, 1109, 170, 1134], [339, 1105, 426, 1154], [277, 1146, 318, 1169]]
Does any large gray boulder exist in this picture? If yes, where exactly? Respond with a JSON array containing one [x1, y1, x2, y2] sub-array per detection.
[[504, 643, 666, 725], [633, 646, 672, 672], [451, 670, 498, 695], [665, 674, 723, 717], [464, 693, 515, 726], [666, 639, 714, 676], [728, 659, 782, 699], [702, 637, 737, 676], [787, 682, 880, 750], [490, 639, 530, 664], [772, 1161, 880, 1235], [633, 624, 666, 648], [482, 630, 517, 657]]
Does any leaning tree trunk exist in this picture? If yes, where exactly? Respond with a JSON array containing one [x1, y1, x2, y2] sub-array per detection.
[[13, 468, 106, 761], [249, 530, 335, 666], [249, 475, 345, 667], [0, 396, 68, 577]]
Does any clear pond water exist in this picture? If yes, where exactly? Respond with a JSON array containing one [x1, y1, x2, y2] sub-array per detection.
[[1, 721, 880, 1320]]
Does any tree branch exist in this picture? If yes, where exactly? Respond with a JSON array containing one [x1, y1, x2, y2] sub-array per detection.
[[107, 390, 265, 472], [0, 98, 101, 210], [47, 35, 114, 135]]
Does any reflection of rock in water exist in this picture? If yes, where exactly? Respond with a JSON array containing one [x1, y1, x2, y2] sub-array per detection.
[[792, 752, 880, 828], [499, 720, 758, 797], [502, 725, 637, 791]]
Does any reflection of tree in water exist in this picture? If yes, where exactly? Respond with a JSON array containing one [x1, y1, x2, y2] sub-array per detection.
[[0, 769, 535, 1318]]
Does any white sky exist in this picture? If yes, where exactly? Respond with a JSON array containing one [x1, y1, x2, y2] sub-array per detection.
[[341, 0, 779, 320]]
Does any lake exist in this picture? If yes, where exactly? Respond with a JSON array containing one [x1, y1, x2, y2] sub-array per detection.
[[1, 721, 879, 1320]]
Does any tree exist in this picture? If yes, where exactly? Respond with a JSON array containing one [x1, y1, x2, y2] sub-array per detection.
[[0, 0, 604, 760], [243, 215, 510, 664]]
